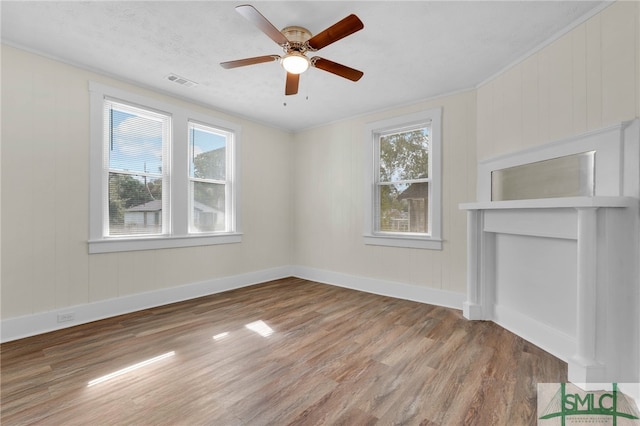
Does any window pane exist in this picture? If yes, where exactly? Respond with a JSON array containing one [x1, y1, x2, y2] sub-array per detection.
[[379, 127, 430, 182], [190, 125, 226, 180], [191, 181, 225, 232], [109, 108, 164, 175], [378, 182, 428, 233], [109, 172, 163, 236]]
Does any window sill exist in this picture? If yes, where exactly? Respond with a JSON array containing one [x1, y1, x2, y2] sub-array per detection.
[[89, 233, 243, 254], [364, 234, 442, 250]]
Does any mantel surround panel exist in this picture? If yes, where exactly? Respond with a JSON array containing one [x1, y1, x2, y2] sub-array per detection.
[[460, 120, 640, 384]]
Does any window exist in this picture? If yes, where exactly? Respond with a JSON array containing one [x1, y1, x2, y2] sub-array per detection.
[[89, 82, 241, 253], [364, 108, 442, 249], [188, 122, 231, 233], [105, 100, 170, 237]]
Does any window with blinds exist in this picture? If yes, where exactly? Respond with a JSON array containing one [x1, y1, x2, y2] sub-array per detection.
[[104, 100, 170, 236], [89, 82, 241, 253]]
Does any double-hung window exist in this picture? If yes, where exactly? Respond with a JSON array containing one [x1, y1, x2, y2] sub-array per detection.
[[188, 122, 231, 233], [89, 82, 241, 253], [105, 100, 170, 237], [364, 108, 442, 249]]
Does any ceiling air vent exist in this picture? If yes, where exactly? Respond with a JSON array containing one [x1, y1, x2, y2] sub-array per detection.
[[166, 73, 198, 88]]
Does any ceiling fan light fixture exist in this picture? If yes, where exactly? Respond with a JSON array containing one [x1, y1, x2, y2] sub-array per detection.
[[281, 52, 310, 74], [221, 6, 364, 95]]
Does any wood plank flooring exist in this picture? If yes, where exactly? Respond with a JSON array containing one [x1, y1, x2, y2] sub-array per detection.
[[1, 277, 567, 425]]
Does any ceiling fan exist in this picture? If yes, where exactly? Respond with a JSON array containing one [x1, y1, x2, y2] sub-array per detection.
[[220, 5, 364, 96]]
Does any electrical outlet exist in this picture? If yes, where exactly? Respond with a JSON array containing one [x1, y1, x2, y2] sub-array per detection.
[[57, 312, 75, 323]]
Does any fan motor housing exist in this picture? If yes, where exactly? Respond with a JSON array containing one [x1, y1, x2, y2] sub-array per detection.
[[281, 26, 312, 44]]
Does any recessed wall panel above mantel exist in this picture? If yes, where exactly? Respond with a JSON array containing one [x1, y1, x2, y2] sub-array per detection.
[[491, 151, 594, 201]]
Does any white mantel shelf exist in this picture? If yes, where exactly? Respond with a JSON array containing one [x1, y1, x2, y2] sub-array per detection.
[[460, 196, 636, 211]]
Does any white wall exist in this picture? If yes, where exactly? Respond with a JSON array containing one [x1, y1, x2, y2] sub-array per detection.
[[292, 90, 477, 296], [289, 0, 640, 302], [1, 45, 294, 324], [477, 0, 640, 160], [0, 42, 475, 341]]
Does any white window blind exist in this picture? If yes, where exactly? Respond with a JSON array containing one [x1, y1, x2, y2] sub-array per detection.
[[104, 100, 170, 237]]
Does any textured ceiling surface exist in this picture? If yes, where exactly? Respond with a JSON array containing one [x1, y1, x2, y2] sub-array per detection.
[[1, 1, 607, 131]]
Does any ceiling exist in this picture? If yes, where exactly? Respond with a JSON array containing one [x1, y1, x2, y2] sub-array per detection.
[[1, 1, 608, 132]]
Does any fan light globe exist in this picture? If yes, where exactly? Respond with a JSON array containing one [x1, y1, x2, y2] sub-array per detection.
[[282, 52, 310, 74]]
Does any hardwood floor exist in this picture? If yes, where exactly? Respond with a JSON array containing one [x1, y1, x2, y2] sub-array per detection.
[[1, 277, 567, 425]]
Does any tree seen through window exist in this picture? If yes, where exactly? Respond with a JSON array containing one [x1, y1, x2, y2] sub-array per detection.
[[378, 127, 430, 233]]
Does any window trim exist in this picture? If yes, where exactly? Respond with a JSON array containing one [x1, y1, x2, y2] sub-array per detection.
[[89, 82, 241, 254], [363, 108, 442, 250]]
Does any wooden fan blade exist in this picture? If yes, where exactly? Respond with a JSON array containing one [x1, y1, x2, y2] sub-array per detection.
[[236, 5, 289, 46], [307, 14, 363, 50], [285, 73, 300, 96], [220, 55, 280, 69], [311, 57, 363, 82]]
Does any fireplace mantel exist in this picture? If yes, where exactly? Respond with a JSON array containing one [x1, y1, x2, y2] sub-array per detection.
[[460, 119, 640, 385], [460, 197, 636, 383], [461, 196, 636, 211]]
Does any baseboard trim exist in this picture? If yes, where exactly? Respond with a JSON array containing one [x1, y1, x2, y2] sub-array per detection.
[[0, 266, 293, 343], [1, 266, 466, 343], [493, 304, 576, 362], [292, 266, 465, 310]]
